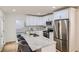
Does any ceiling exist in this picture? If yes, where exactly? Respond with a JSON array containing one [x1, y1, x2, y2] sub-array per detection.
[[0, 6, 65, 15]]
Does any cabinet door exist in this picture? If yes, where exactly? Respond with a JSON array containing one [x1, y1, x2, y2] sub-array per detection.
[[41, 44, 56, 52], [34, 17, 45, 25], [53, 9, 69, 20], [53, 11, 60, 20], [38, 17, 43, 25], [59, 9, 69, 19], [35, 17, 39, 25], [42, 17, 46, 25], [26, 16, 45, 26], [43, 16, 46, 25], [26, 16, 31, 26], [47, 15, 53, 21], [31, 16, 36, 25]]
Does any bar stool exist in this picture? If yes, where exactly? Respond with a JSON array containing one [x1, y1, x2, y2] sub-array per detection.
[[18, 40, 32, 52]]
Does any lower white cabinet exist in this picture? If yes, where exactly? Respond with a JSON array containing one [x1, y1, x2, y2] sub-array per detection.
[[41, 43, 56, 52]]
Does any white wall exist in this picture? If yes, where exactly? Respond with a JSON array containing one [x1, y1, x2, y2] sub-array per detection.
[[0, 10, 4, 17], [69, 8, 77, 52], [75, 8, 79, 51], [4, 14, 25, 42], [0, 10, 4, 48], [69, 8, 79, 52], [15, 15, 26, 33]]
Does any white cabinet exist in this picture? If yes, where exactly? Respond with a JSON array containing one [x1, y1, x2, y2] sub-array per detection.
[[53, 11, 61, 19], [26, 14, 53, 26], [41, 44, 56, 52], [43, 14, 53, 26], [26, 16, 34, 26], [38, 17, 44, 25], [44, 15, 53, 21], [60, 9, 69, 19], [53, 9, 69, 20], [41, 17, 46, 25], [26, 16, 45, 26]]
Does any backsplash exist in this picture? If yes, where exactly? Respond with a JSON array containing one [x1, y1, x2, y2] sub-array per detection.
[[16, 26, 46, 34], [25, 26, 46, 31]]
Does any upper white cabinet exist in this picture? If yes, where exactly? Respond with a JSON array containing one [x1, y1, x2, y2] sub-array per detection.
[[26, 16, 45, 26], [44, 14, 53, 21], [53, 11, 61, 19], [53, 9, 69, 20], [26, 14, 53, 26], [26, 16, 43, 26]]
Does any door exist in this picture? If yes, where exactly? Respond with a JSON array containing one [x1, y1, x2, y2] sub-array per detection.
[[0, 17, 4, 48]]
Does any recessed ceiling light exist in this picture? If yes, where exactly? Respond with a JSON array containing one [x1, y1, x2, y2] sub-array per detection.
[[52, 6, 56, 8], [12, 9, 16, 12], [37, 13, 41, 15]]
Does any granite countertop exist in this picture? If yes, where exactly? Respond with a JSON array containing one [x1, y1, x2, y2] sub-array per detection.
[[21, 34, 56, 51]]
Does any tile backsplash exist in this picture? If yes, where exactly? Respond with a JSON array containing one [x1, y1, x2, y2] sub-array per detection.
[[25, 26, 46, 31], [16, 26, 46, 34]]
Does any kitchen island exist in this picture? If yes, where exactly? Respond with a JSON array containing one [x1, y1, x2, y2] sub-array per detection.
[[21, 34, 56, 52]]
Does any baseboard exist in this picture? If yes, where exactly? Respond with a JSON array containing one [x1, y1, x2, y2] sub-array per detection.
[[5, 41, 16, 45], [74, 50, 79, 52], [0, 48, 2, 52]]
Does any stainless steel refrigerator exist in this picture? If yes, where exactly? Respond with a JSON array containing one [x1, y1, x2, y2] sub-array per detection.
[[54, 19, 69, 52]]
